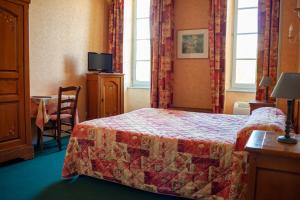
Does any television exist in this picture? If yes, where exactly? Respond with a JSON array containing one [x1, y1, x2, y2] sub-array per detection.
[[88, 52, 113, 72]]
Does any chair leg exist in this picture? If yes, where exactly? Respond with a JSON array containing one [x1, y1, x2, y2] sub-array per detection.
[[57, 122, 62, 151], [37, 127, 43, 151], [36, 128, 40, 149]]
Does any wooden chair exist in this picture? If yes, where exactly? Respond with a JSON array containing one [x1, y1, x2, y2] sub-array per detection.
[[37, 86, 81, 151]]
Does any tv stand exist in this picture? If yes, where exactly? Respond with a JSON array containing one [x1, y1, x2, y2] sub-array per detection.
[[86, 73, 124, 119]]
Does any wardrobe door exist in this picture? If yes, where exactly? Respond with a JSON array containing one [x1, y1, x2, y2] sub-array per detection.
[[100, 77, 121, 117], [0, 0, 32, 162]]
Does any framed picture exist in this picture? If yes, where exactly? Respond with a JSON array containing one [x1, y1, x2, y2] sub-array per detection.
[[177, 29, 208, 59]]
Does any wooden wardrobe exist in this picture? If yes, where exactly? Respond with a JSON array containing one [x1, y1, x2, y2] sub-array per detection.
[[86, 73, 124, 119], [0, 0, 33, 162]]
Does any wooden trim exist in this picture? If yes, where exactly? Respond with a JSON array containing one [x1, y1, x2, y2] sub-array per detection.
[[120, 75, 124, 113], [23, 1, 33, 156], [0, 144, 33, 163], [245, 131, 300, 159], [6, 0, 30, 5]]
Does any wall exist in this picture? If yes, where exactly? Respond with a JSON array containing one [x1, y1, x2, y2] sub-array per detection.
[[29, 0, 109, 121], [126, 88, 150, 112], [173, 0, 212, 109], [277, 1, 300, 134], [277, 0, 299, 112]]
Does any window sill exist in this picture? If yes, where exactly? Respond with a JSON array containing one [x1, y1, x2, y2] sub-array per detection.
[[127, 86, 150, 90], [226, 88, 256, 93]]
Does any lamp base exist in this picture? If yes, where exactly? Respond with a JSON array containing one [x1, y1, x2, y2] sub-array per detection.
[[277, 135, 297, 144]]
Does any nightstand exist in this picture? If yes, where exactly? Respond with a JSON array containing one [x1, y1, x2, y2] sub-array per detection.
[[245, 130, 300, 200], [249, 100, 275, 114]]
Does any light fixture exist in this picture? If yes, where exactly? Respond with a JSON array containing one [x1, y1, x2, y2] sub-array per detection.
[[288, 24, 294, 40], [271, 73, 300, 144], [296, 0, 300, 18]]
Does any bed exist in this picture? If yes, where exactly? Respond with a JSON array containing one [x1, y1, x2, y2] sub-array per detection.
[[62, 107, 286, 200]]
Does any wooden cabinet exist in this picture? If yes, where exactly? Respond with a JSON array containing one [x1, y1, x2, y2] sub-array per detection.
[[87, 73, 124, 119], [0, 0, 33, 162], [245, 130, 300, 200]]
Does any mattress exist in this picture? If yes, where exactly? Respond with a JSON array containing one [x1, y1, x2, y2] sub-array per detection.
[[62, 107, 285, 200]]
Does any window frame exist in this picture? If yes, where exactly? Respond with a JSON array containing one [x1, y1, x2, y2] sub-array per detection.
[[231, 0, 258, 91], [131, 0, 151, 88]]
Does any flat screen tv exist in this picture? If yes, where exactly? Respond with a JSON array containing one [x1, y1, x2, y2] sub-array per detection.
[[88, 52, 113, 72]]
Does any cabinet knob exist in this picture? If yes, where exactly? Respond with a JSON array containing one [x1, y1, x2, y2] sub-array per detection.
[[101, 98, 104, 102]]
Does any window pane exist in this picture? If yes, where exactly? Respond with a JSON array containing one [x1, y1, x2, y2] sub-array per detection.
[[136, 61, 150, 82], [136, 0, 150, 18], [136, 40, 150, 60], [136, 19, 150, 39], [236, 34, 258, 59], [238, 0, 258, 8], [237, 9, 258, 33], [235, 60, 257, 84]]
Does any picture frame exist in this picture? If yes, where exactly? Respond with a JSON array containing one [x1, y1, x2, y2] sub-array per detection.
[[177, 29, 209, 59]]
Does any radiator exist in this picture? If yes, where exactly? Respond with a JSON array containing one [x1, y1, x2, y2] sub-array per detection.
[[233, 101, 250, 115]]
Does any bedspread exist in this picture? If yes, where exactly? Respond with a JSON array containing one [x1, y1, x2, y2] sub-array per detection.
[[62, 108, 285, 200]]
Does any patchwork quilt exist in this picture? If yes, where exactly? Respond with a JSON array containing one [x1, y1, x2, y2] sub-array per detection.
[[62, 107, 285, 200]]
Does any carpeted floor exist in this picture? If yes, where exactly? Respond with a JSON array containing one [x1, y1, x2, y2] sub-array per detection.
[[0, 138, 186, 200]]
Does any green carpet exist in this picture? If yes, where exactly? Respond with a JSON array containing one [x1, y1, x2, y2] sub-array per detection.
[[0, 138, 186, 200]]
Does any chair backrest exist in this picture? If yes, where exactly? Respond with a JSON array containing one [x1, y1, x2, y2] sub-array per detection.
[[57, 86, 81, 126]]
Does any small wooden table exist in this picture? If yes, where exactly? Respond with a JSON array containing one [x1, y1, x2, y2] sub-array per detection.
[[249, 100, 275, 114], [30, 95, 78, 131], [245, 130, 300, 200]]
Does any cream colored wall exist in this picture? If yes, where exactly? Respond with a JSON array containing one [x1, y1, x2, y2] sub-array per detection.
[[224, 92, 255, 114], [173, 0, 212, 109], [277, 0, 299, 112], [126, 88, 150, 112], [29, 0, 109, 121]]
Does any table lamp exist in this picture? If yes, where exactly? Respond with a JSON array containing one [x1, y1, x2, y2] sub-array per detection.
[[259, 76, 272, 102], [271, 72, 300, 144]]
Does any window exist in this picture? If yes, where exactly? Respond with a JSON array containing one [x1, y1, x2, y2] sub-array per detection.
[[132, 0, 151, 87], [232, 0, 258, 91]]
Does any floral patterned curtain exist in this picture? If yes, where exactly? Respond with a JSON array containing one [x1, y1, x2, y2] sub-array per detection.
[[209, 0, 227, 113], [150, 0, 174, 108], [256, 0, 280, 101], [108, 0, 124, 73]]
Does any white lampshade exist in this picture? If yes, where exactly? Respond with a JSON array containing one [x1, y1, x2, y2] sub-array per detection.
[[271, 72, 300, 99]]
